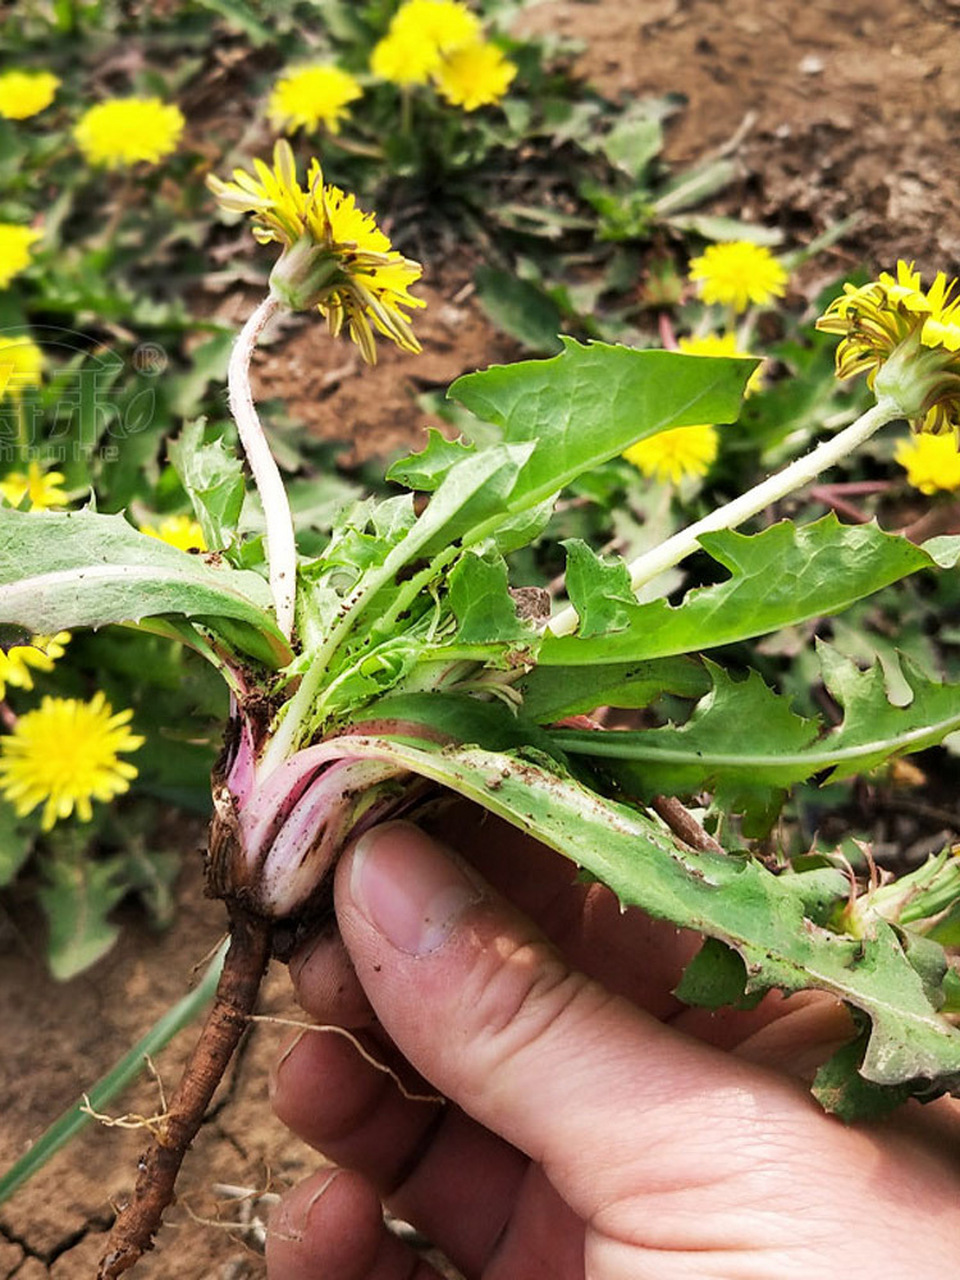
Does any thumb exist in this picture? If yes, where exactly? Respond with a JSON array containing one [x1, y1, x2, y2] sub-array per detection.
[[334, 820, 819, 1230]]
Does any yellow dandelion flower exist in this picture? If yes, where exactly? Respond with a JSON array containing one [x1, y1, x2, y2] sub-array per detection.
[[392, 0, 481, 51], [816, 260, 960, 435], [688, 241, 788, 313], [0, 334, 43, 400], [208, 140, 425, 364], [74, 97, 185, 168], [372, 0, 482, 85], [0, 224, 41, 290], [623, 424, 719, 485], [678, 331, 764, 395], [0, 692, 144, 830], [894, 433, 960, 495], [0, 631, 70, 700], [139, 513, 206, 552], [0, 461, 68, 510], [434, 40, 517, 111], [267, 65, 362, 135], [371, 29, 439, 86], [0, 70, 61, 120]]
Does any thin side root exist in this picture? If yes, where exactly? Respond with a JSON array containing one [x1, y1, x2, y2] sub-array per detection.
[[97, 908, 272, 1280]]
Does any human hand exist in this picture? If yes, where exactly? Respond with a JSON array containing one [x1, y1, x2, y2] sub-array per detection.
[[266, 810, 960, 1279]]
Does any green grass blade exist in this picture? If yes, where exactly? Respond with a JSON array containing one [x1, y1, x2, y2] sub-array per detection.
[[0, 939, 227, 1206]]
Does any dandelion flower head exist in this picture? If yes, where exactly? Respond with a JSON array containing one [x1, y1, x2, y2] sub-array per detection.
[[0, 225, 41, 290], [0, 335, 43, 399], [0, 631, 70, 700], [139, 513, 207, 553], [208, 140, 424, 363], [816, 260, 960, 434], [372, 0, 482, 86], [678, 331, 764, 395], [0, 692, 144, 830], [0, 70, 60, 120], [268, 65, 362, 135], [435, 41, 517, 111], [0, 461, 68, 511], [623, 423, 719, 486], [688, 241, 788, 313], [894, 432, 960, 495], [74, 97, 185, 168]]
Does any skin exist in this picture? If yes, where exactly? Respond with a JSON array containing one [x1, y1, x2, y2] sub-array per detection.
[[266, 807, 960, 1280]]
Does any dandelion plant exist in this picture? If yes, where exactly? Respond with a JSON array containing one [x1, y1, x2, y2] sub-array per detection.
[[2, 139, 960, 1276]]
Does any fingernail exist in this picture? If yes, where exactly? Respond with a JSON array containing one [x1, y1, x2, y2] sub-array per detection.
[[351, 822, 483, 956]]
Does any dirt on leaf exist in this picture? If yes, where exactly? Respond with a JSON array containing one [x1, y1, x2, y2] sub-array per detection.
[[3, 1, 960, 1276]]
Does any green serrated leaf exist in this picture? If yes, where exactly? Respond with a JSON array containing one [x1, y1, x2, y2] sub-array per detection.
[[320, 731, 960, 1101], [540, 517, 942, 665], [168, 418, 246, 553], [449, 340, 755, 520], [0, 508, 287, 664], [675, 938, 763, 1010], [518, 656, 711, 722], [447, 551, 535, 645], [0, 805, 33, 887], [561, 538, 637, 637], [549, 646, 960, 834], [387, 429, 476, 493], [38, 851, 128, 981]]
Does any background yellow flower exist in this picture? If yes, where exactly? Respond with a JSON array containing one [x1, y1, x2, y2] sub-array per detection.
[[268, 65, 362, 134], [371, 0, 482, 85], [688, 241, 788, 313], [0, 631, 70, 700], [894, 432, 960, 495], [0, 461, 68, 510], [139, 513, 207, 552], [0, 69, 60, 120], [0, 225, 41, 289], [0, 334, 43, 399], [623, 423, 719, 485], [679, 331, 764, 395], [74, 97, 185, 168], [435, 41, 516, 110], [0, 692, 144, 830]]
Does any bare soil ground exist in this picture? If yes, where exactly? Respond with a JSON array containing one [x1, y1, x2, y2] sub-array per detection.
[[4, 1, 960, 1276]]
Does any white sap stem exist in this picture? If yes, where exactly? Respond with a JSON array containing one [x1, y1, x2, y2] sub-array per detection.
[[228, 293, 297, 639], [548, 396, 901, 639]]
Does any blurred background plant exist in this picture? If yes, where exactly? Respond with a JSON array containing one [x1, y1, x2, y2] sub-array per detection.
[[2, 0, 956, 978]]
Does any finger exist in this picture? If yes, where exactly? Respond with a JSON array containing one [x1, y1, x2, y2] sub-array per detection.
[[289, 803, 699, 1028], [265, 1167, 444, 1280], [333, 821, 879, 1251], [270, 1019, 533, 1274]]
